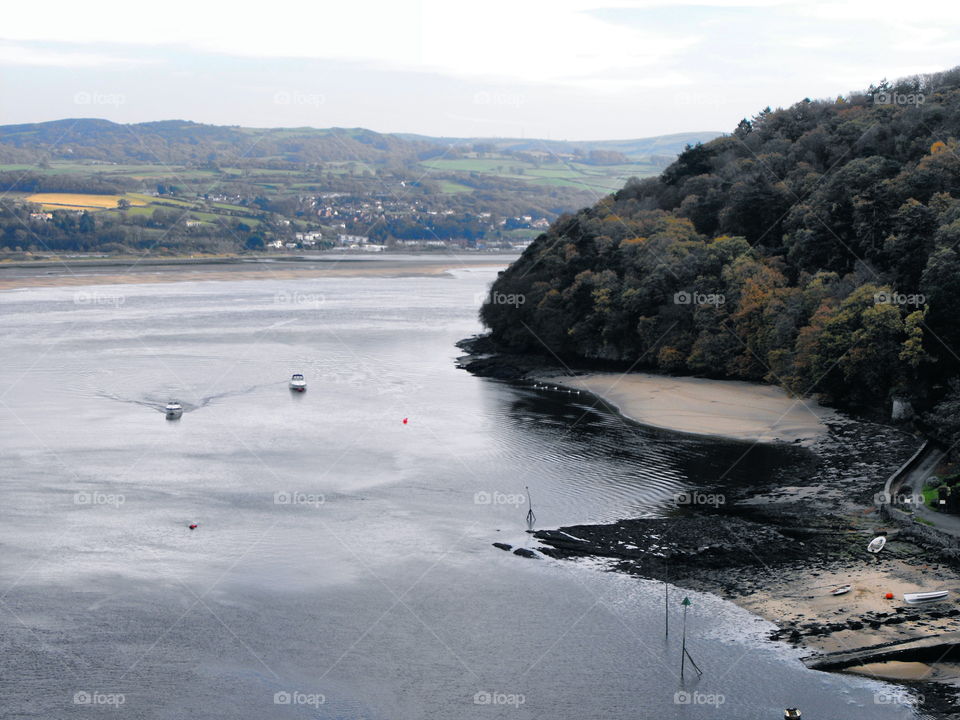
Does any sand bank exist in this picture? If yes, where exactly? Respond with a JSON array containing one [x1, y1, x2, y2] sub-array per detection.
[[538, 372, 834, 445], [0, 256, 510, 291]]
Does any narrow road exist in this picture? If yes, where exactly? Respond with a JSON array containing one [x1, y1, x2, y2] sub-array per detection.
[[897, 444, 960, 536]]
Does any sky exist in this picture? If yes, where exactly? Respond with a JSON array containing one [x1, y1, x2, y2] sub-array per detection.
[[0, 0, 957, 140]]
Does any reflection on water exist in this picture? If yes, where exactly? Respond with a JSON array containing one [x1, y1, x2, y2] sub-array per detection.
[[492, 387, 797, 523], [0, 269, 921, 719]]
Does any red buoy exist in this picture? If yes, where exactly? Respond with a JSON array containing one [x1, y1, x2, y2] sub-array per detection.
[[402, 418, 408, 424], [885, 592, 894, 599], [189, 523, 198, 530]]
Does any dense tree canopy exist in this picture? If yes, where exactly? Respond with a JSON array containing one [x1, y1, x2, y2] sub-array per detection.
[[482, 68, 960, 424]]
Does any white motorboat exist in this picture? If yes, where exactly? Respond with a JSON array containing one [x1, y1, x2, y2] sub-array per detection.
[[904, 590, 949, 604], [165, 401, 183, 419], [830, 584, 852, 596], [867, 536, 886, 553], [289, 373, 306, 392]]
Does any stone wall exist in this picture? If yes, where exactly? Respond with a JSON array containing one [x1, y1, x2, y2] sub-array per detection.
[[880, 503, 960, 551]]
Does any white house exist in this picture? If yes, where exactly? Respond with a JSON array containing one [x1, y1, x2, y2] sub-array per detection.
[[337, 234, 369, 246]]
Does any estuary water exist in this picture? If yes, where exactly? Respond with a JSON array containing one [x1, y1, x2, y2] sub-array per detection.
[[0, 261, 921, 719]]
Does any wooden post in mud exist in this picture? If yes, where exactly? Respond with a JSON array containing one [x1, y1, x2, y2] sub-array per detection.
[[679, 597, 702, 679], [664, 581, 669, 638], [525, 486, 535, 529], [664, 562, 669, 638]]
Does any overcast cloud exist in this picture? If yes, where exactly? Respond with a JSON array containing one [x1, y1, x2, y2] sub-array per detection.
[[1, 0, 956, 138]]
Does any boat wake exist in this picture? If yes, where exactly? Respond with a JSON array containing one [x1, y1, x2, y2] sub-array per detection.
[[95, 381, 286, 414]]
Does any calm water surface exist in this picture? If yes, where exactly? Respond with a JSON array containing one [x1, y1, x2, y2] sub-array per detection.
[[0, 264, 921, 719]]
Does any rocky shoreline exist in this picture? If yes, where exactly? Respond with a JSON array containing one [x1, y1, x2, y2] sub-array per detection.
[[460, 336, 960, 717]]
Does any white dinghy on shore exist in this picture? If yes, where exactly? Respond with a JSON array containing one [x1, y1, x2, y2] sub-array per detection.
[[867, 536, 886, 553], [904, 590, 949, 604]]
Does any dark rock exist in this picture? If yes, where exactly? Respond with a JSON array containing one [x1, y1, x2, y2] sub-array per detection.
[[492, 543, 512, 552], [513, 548, 537, 559]]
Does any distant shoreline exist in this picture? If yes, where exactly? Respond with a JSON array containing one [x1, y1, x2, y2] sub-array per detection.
[[0, 251, 520, 269], [0, 253, 515, 290]]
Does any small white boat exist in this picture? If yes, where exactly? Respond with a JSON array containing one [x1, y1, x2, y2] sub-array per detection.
[[830, 584, 852, 596], [165, 401, 183, 419], [867, 536, 886, 553], [904, 590, 949, 604], [289, 373, 306, 392]]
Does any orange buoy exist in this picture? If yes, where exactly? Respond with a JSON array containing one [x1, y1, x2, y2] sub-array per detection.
[[189, 523, 198, 530], [885, 592, 894, 599]]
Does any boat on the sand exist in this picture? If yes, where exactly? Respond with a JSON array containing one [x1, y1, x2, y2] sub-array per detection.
[[867, 536, 886, 553], [904, 590, 949, 604]]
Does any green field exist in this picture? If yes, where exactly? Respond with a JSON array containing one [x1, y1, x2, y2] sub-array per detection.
[[2, 152, 659, 199], [437, 180, 474, 194], [419, 155, 657, 193]]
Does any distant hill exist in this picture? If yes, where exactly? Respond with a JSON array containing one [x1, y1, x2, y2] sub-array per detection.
[[0, 120, 722, 260], [396, 132, 723, 160], [0, 119, 720, 167], [0, 119, 439, 165]]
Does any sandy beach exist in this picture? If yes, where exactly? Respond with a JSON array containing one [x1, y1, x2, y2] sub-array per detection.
[[0, 255, 513, 291], [738, 556, 960, 655], [538, 371, 835, 445]]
